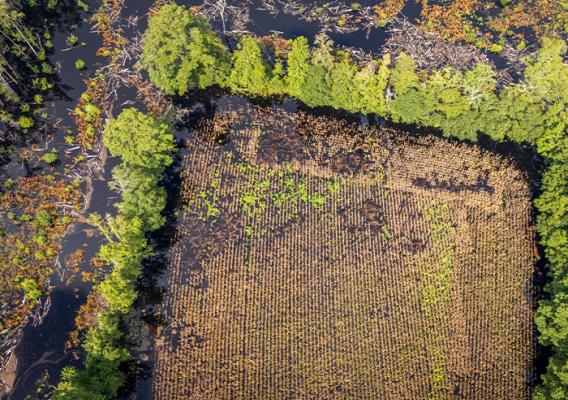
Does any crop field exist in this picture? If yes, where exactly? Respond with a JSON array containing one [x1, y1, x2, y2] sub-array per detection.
[[152, 102, 536, 399]]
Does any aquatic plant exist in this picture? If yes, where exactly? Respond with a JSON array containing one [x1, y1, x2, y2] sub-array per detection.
[[0, 175, 80, 344], [75, 59, 86, 70], [0, 0, 65, 136]]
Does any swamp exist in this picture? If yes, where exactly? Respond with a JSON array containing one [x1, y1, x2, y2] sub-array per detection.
[[0, 0, 566, 399]]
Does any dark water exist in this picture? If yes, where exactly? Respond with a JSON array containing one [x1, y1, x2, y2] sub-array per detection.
[[2, 1, 105, 396], [2, 0, 152, 398], [3, 0, 535, 398]]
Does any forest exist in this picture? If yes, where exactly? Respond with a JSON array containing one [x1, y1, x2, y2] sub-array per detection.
[[0, 1, 566, 399]]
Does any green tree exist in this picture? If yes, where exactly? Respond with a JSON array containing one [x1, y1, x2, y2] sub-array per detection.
[[139, 4, 230, 95], [462, 63, 496, 105], [226, 37, 272, 96], [97, 271, 138, 314], [268, 61, 286, 95], [111, 164, 167, 232], [330, 52, 357, 112], [389, 53, 431, 125], [423, 68, 478, 140], [52, 314, 130, 400], [286, 36, 310, 98], [524, 38, 568, 104], [103, 108, 175, 172], [353, 55, 390, 116], [93, 215, 151, 277], [531, 38, 568, 400], [298, 34, 333, 107], [486, 85, 545, 143]]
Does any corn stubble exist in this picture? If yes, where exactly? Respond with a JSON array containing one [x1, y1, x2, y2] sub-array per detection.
[[152, 104, 536, 399]]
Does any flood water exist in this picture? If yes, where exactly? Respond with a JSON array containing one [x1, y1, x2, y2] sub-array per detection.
[[1, 0, 535, 399]]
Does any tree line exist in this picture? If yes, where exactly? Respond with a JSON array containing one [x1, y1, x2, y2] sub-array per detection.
[[52, 108, 176, 399], [139, 4, 567, 399]]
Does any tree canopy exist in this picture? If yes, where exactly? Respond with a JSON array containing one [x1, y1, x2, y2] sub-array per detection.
[[54, 107, 175, 399], [139, 4, 230, 95], [102, 108, 175, 172], [226, 37, 272, 96]]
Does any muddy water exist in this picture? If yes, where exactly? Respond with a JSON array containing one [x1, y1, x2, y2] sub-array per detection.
[[2, 0, 528, 398]]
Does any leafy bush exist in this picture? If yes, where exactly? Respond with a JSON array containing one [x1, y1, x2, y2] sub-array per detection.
[[66, 33, 78, 46], [42, 149, 58, 164], [18, 115, 34, 129], [34, 210, 53, 227]]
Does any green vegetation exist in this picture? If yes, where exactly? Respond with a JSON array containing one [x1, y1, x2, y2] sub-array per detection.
[[21, 278, 42, 301], [103, 108, 175, 172], [55, 314, 128, 399], [42, 149, 58, 164], [53, 108, 175, 399], [139, 6, 568, 397], [138, 3, 230, 95], [226, 36, 273, 96], [66, 33, 79, 46], [74, 89, 102, 149], [17, 115, 34, 130], [237, 161, 332, 220], [419, 201, 456, 398], [530, 39, 568, 400], [75, 59, 86, 70]]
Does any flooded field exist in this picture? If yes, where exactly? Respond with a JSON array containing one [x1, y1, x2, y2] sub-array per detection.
[[151, 101, 536, 399]]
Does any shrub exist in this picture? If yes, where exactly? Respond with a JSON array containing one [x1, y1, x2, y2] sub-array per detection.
[[66, 33, 78, 46], [42, 149, 58, 164]]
